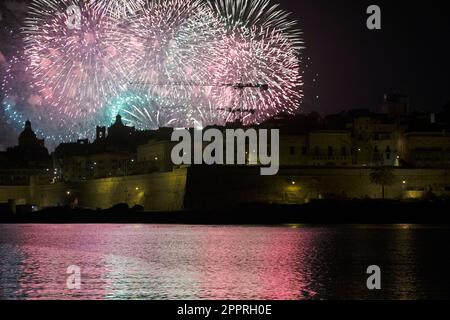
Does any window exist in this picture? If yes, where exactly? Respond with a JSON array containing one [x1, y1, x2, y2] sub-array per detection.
[[328, 146, 333, 157], [341, 147, 347, 156], [314, 147, 320, 156], [289, 146, 296, 156], [302, 146, 308, 155]]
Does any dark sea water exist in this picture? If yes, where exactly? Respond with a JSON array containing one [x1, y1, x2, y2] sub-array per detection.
[[0, 224, 449, 300]]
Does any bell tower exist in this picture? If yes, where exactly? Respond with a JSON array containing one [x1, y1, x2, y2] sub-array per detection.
[[96, 126, 106, 140]]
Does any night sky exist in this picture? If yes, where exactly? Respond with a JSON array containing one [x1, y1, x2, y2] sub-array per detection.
[[281, 0, 450, 113], [0, 0, 449, 148]]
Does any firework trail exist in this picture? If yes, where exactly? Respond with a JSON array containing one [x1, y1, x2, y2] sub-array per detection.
[[100, 0, 146, 18], [108, 90, 228, 130], [117, 0, 225, 95], [206, 0, 303, 124], [208, 0, 303, 47]]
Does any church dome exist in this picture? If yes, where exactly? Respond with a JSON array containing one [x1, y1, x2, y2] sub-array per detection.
[[18, 120, 39, 146]]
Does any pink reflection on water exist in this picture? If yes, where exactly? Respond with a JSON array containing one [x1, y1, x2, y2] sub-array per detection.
[[195, 226, 320, 300], [0, 224, 327, 300], [0, 225, 112, 299]]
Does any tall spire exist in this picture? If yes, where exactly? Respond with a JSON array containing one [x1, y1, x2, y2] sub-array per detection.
[[25, 119, 32, 130]]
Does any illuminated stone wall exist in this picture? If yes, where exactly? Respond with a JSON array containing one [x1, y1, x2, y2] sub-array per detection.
[[0, 186, 31, 205], [66, 169, 187, 211], [2, 167, 450, 212], [1, 169, 187, 212], [184, 167, 450, 210]]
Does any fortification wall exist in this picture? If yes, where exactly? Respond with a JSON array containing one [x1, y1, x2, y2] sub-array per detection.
[[184, 167, 450, 210], [0, 186, 31, 205], [2, 167, 450, 212], [68, 169, 187, 211], [1, 169, 187, 212]]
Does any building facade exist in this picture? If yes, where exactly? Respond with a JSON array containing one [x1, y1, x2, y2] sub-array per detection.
[[2, 99, 450, 211]]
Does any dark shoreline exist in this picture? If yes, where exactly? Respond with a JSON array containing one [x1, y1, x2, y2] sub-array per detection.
[[1, 200, 450, 225]]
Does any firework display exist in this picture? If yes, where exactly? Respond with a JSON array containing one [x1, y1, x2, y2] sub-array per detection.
[[1, 53, 69, 141], [208, 26, 302, 124], [107, 91, 178, 130], [23, 0, 127, 118], [101, 0, 146, 18], [114, 0, 229, 127], [2, 0, 303, 141]]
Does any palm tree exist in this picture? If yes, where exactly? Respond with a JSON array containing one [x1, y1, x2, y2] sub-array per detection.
[[369, 167, 394, 199]]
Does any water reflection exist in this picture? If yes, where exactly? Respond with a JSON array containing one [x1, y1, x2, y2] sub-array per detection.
[[0, 224, 449, 300]]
